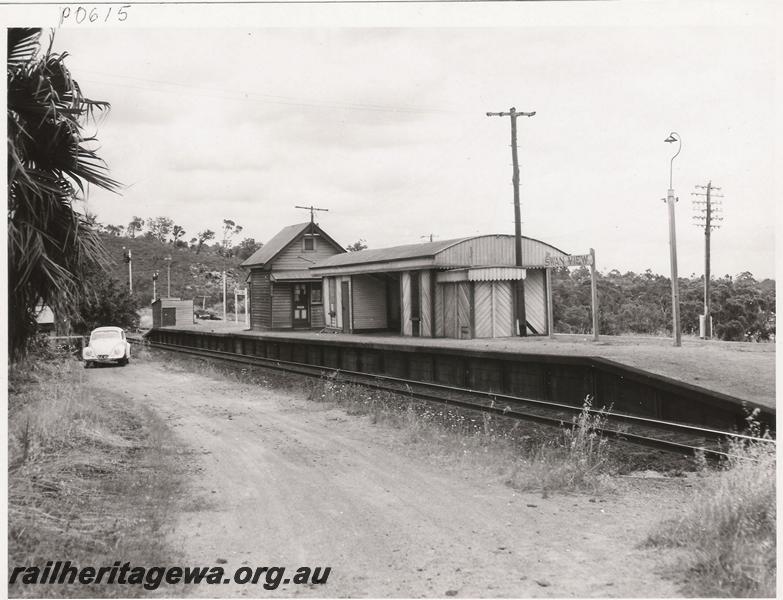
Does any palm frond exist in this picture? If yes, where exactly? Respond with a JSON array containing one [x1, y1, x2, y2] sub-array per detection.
[[7, 28, 41, 70], [8, 29, 120, 359]]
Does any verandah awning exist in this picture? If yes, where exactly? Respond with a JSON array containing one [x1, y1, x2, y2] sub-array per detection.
[[435, 266, 527, 283]]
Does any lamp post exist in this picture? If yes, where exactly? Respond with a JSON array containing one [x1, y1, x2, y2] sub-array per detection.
[[664, 132, 682, 347], [164, 256, 172, 298]]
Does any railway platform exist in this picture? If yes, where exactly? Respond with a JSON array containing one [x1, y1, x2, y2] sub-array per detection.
[[167, 320, 775, 411]]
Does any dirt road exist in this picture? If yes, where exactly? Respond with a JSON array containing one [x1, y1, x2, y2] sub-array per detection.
[[87, 360, 688, 597]]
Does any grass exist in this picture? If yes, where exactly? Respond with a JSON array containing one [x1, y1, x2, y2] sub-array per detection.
[[8, 347, 184, 598], [506, 397, 613, 496], [645, 416, 776, 597]]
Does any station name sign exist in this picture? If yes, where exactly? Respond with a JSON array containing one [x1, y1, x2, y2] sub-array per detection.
[[544, 253, 594, 268]]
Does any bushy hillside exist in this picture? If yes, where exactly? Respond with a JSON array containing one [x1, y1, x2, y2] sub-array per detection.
[[552, 267, 775, 342], [99, 234, 249, 310]]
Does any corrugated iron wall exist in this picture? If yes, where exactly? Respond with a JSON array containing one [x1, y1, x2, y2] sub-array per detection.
[[352, 275, 388, 330], [434, 282, 444, 337], [420, 271, 433, 337]]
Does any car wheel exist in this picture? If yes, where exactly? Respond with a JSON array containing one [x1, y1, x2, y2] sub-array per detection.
[[84, 361, 93, 369], [120, 356, 129, 366]]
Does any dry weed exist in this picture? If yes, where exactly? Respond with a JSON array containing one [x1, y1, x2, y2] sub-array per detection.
[[8, 356, 183, 598], [646, 411, 776, 597]]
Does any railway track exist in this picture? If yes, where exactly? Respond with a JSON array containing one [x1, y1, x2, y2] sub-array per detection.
[[135, 337, 774, 460]]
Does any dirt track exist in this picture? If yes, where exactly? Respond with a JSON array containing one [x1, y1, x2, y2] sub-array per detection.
[[87, 359, 690, 597]]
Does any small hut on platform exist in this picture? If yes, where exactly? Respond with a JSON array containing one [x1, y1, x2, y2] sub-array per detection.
[[241, 222, 345, 330], [152, 298, 195, 328]]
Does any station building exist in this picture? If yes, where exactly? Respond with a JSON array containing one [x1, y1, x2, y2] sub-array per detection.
[[241, 222, 345, 330], [310, 234, 570, 339]]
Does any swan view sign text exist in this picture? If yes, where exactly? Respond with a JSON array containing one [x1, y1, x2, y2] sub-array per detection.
[[544, 253, 594, 268]]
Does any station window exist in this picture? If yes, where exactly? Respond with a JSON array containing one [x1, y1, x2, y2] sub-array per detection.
[[303, 236, 316, 251], [311, 287, 323, 304]]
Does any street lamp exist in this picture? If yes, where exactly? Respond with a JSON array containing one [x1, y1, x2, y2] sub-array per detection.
[[152, 271, 159, 301], [164, 256, 172, 298], [664, 132, 682, 347]]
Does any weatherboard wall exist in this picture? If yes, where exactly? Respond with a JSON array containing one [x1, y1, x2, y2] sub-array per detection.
[[248, 271, 272, 330], [152, 299, 195, 328], [271, 282, 293, 328], [272, 232, 344, 272]]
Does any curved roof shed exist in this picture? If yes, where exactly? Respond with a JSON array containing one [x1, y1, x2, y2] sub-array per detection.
[[310, 234, 569, 276]]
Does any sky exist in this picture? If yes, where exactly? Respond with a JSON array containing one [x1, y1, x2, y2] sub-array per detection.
[[32, 2, 778, 279]]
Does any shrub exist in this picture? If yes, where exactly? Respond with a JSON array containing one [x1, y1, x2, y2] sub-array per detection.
[[646, 419, 776, 597]]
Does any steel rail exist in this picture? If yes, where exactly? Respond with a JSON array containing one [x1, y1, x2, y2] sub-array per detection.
[[136, 338, 773, 459]]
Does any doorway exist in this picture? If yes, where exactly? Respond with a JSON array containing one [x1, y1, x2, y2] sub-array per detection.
[[386, 274, 401, 332], [292, 283, 310, 328], [341, 281, 350, 333]]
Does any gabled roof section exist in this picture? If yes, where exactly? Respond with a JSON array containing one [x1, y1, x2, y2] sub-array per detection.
[[241, 222, 344, 268], [311, 237, 468, 270]]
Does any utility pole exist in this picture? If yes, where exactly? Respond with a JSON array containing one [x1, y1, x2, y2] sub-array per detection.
[[222, 271, 227, 321], [164, 256, 172, 298], [487, 107, 536, 336], [152, 271, 159, 301], [123, 247, 133, 294], [691, 181, 724, 339]]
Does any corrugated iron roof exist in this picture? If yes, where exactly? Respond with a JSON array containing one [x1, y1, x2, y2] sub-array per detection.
[[311, 237, 469, 269], [240, 223, 309, 267]]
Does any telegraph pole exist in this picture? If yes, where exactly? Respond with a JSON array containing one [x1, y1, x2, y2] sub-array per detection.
[[123, 247, 133, 294], [487, 107, 536, 336], [691, 181, 724, 339], [164, 256, 172, 298]]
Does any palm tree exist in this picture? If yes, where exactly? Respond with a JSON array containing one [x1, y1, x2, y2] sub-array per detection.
[[7, 28, 120, 359]]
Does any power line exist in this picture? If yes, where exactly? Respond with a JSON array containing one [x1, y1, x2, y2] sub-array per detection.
[[79, 70, 455, 115]]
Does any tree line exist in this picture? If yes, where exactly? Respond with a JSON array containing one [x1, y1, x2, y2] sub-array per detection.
[[93, 215, 262, 261], [552, 268, 775, 342]]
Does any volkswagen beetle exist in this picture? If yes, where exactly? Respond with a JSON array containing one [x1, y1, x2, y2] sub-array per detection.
[[82, 326, 131, 367]]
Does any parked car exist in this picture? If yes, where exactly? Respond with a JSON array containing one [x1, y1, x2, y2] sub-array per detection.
[[82, 326, 131, 368], [195, 308, 220, 320]]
